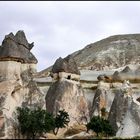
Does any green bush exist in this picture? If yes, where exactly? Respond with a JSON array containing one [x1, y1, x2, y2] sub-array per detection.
[[17, 107, 55, 139], [53, 109, 70, 135], [17, 107, 70, 138], [86, 116, 115, 137]]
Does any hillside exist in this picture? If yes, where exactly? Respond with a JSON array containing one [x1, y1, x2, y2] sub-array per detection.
[[70, 34, 140, 70], [38, 34, 140, 75]]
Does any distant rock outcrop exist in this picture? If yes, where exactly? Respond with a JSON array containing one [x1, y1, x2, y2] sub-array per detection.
[[111, 66, 140, 82]]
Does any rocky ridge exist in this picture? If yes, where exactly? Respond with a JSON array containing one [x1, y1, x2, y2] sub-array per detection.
[[70, 34, 140, 70], [40, 34, 140, 74]]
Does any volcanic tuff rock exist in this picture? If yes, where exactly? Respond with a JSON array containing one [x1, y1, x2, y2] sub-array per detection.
[[45, 79, 89, 126], [111, 66, 140, 82], [34, 33, 140, 138], [46, 54, 88, 125], [91, 80, 115, 118], [116, 98, 140, 138], [108, 89, 131, 133], [0, 31, 44, 139], [108, 80, 140, 138]]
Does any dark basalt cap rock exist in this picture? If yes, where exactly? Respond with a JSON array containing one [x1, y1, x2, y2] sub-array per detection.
[[97, 74, 106, 81], [52, 55, 80, 75], [136, 97, 140, 103], [112, 71, 121, 81], [0, 30, 37, 64], [121, 66, 132, 73]]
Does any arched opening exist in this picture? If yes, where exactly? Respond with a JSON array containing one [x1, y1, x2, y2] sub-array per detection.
[[136, 97, 140, 103], [67, 75, 71, 80]]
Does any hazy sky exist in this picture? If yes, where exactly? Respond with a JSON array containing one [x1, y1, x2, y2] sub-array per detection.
[[0, 1, 140, 71]]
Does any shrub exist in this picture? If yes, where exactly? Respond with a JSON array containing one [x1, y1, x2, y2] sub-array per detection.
[[53, 109, 70, 135], [17, 107, 70, 138], [17, 107, 55, 139], [86, 116, 115, 137], [86, 116, 103, 136]]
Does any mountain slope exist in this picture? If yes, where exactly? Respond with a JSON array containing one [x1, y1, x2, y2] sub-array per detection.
[[38, 34, 140, 75], [69, 34, 140, 70]]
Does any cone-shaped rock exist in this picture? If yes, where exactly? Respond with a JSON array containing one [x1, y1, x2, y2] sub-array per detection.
[[45, 80, 89, 126]]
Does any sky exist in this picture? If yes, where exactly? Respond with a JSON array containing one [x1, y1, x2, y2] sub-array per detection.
[[0, 1, 140, 71]]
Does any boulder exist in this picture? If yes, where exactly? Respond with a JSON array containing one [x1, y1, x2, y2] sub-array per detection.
[[0, 30, 37, 64]]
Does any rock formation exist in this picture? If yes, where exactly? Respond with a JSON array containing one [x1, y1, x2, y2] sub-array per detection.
[[108, 80, 140, 138], [116, 98, 140, 138], [45, 57, 89, 126], [91, 80, 114, 118], [27, 31, 140, 138], [112, 66, 135, 82], [51, 55, 80, 81], [34, 33, 140, 138], [0, 31, 44, 139], [0, 31, 37, 63], [52, 55, 80, 75]]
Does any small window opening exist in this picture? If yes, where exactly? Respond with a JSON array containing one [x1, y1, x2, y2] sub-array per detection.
[[67, 75, 71, 79]]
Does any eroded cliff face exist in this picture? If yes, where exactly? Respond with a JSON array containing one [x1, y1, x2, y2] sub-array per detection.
[[0, 31, 44, 139], [2, 31, 140, 138]]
